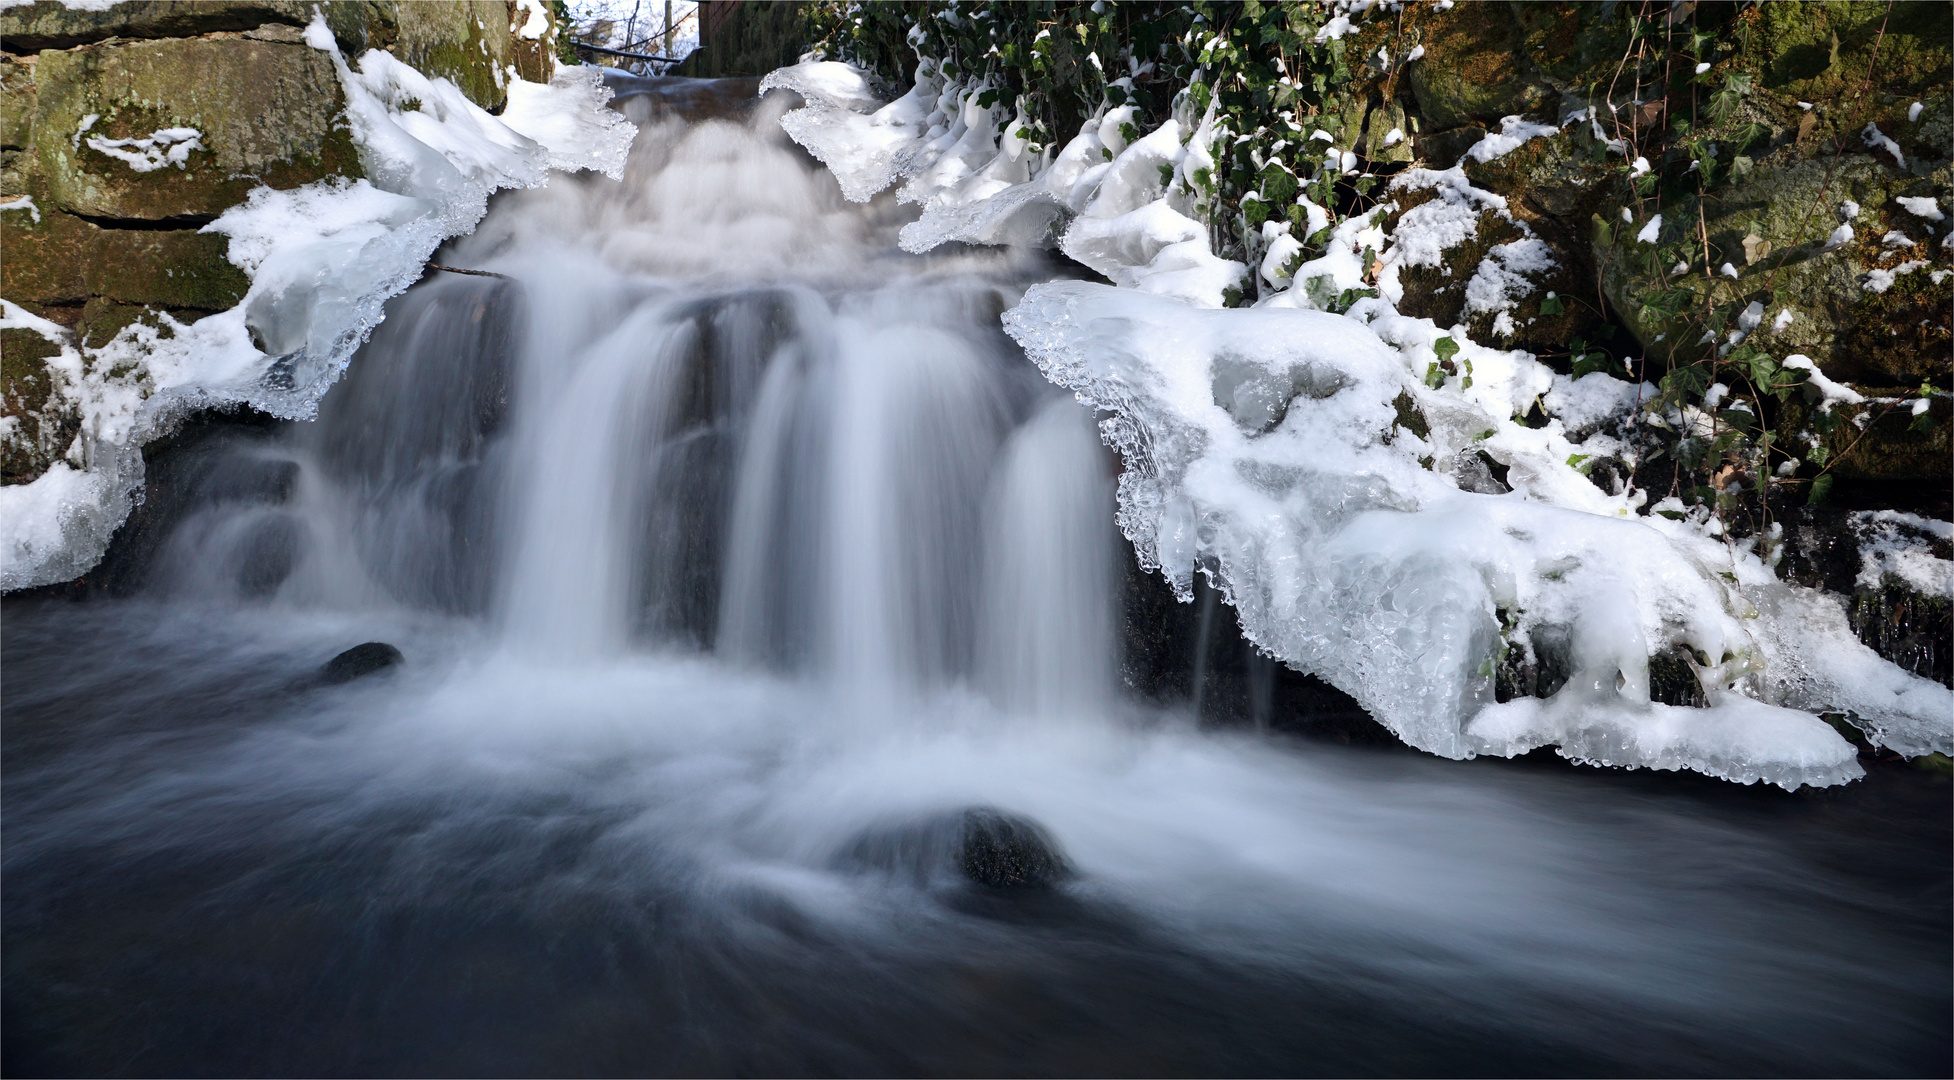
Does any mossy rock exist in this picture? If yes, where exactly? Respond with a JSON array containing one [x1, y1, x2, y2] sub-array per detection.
[[392, 1, 518, 113], [87, 227, 250, 310], [0, 1, 310, 51], [0, 1, 405, 59], [0, 302, 80, 484], [1389, 131, 1617, 357], [31, 36, 363, 221], [1404, 0, 1546, 133], [0, 175, 90, 303], [1778, 386, 1950, 482], [1595, 152, 1949, 382], [1742, 1, 1952, 102], [1, 57, 34, 150], [2, 191, 248, 309]]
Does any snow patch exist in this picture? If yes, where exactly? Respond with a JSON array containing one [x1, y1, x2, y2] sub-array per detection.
[[84, 126, 203, 172]]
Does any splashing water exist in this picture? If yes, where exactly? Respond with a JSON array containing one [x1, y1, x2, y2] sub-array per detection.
[[3, 89, 1947, 1077]]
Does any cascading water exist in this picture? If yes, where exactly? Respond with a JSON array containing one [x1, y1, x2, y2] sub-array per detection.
[[3, 88, 1947, 1077]]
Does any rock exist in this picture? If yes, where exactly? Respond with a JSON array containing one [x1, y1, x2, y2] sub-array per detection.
[[1777, 386, 1951, 482], [1362, 99, 1413, 166], [958, 809, 1067, 889], [833, 807, 1069, 889], [0, 2, 464, 71], [391, 1, 521, 114], [1775, 504, 1953, 688], [1, 57, 35, 149], [1414, 124, 1484, 168], [0, 1, 314, 52], [317, 642, 405, 685], [29, 36, 363, 222], [1404, 2, 1545, 133], [0, 308, 79, 484]]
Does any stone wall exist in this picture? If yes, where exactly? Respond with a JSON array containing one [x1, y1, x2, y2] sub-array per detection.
[[1, 0, 556, 483]]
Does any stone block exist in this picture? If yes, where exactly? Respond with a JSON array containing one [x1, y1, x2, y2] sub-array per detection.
[[1, 1, 308, 51], [1, 57, 33, 150], [31, 35, 362, 222], [85, 228, 250, 310], [393, 1, 518, 112], [0, 191, 91, 303]]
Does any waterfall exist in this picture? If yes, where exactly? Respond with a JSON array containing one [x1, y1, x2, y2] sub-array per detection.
[[128, 104, 1113, 720], [4, 83, 1943, 1079]]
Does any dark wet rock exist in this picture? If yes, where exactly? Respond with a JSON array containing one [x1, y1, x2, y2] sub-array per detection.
[[317, 642, 404, 686], [601, 72, 766, 125], [1120, 550, 1393, 747], [835, 807, 1068, 890], [959, 809, 1066, 889]]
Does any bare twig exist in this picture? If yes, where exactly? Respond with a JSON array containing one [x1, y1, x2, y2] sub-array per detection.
[[426, 262, 511, 280]]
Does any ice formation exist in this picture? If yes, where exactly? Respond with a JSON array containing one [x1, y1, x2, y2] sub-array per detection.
[[764, 61, 1245, 307], [0, 16, 635, 590], [765, 57, 1951, 787]]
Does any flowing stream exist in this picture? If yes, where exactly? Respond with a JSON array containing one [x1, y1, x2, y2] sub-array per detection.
[[3, 90, 1948, 1078]]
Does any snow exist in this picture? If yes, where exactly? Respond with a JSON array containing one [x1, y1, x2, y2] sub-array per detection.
[[1908, 101, 1924, 122], [0, 15, 638, 591], [1464, 237, 1554, 338], [1860, 123, 1905, 167], [1636, 215, 1662, 244], [84, 126, 203, 172], [1693, 62, 1710, 74], [1896, 195, 1944, 221], [1463, 115, 1560, 165], [1823, 223, 1853, 250], [1881, 230, 1916, 248], [0, 194, 40, 223], [514, 0, 551, 39], [1863, 260, 1927, 293], [1381, 166, 1506, 270], [1313, 15, 1355, 42], [1781, 354, 1865, 411], [1542, 371, 1648, 436], [1002, 281, 1890, 788], [1771, 308, 1794, 332], [1853, 510, 1953, 596]]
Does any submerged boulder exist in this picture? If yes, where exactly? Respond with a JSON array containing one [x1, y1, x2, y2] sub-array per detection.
[[958, 809, 1067, 889], [317, 641, 404, 685], [835, 807, 1070, 890]]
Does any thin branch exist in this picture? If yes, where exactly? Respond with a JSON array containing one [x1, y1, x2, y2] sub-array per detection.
[[426, 262, 511, 280]]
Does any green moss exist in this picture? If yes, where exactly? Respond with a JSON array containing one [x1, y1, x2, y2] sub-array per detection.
[[1744, 1, 1952, 99], [1404, 0, 1541, 132]]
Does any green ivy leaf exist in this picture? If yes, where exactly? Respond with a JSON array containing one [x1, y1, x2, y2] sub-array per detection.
[[1806, 473, 1834, 506]]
